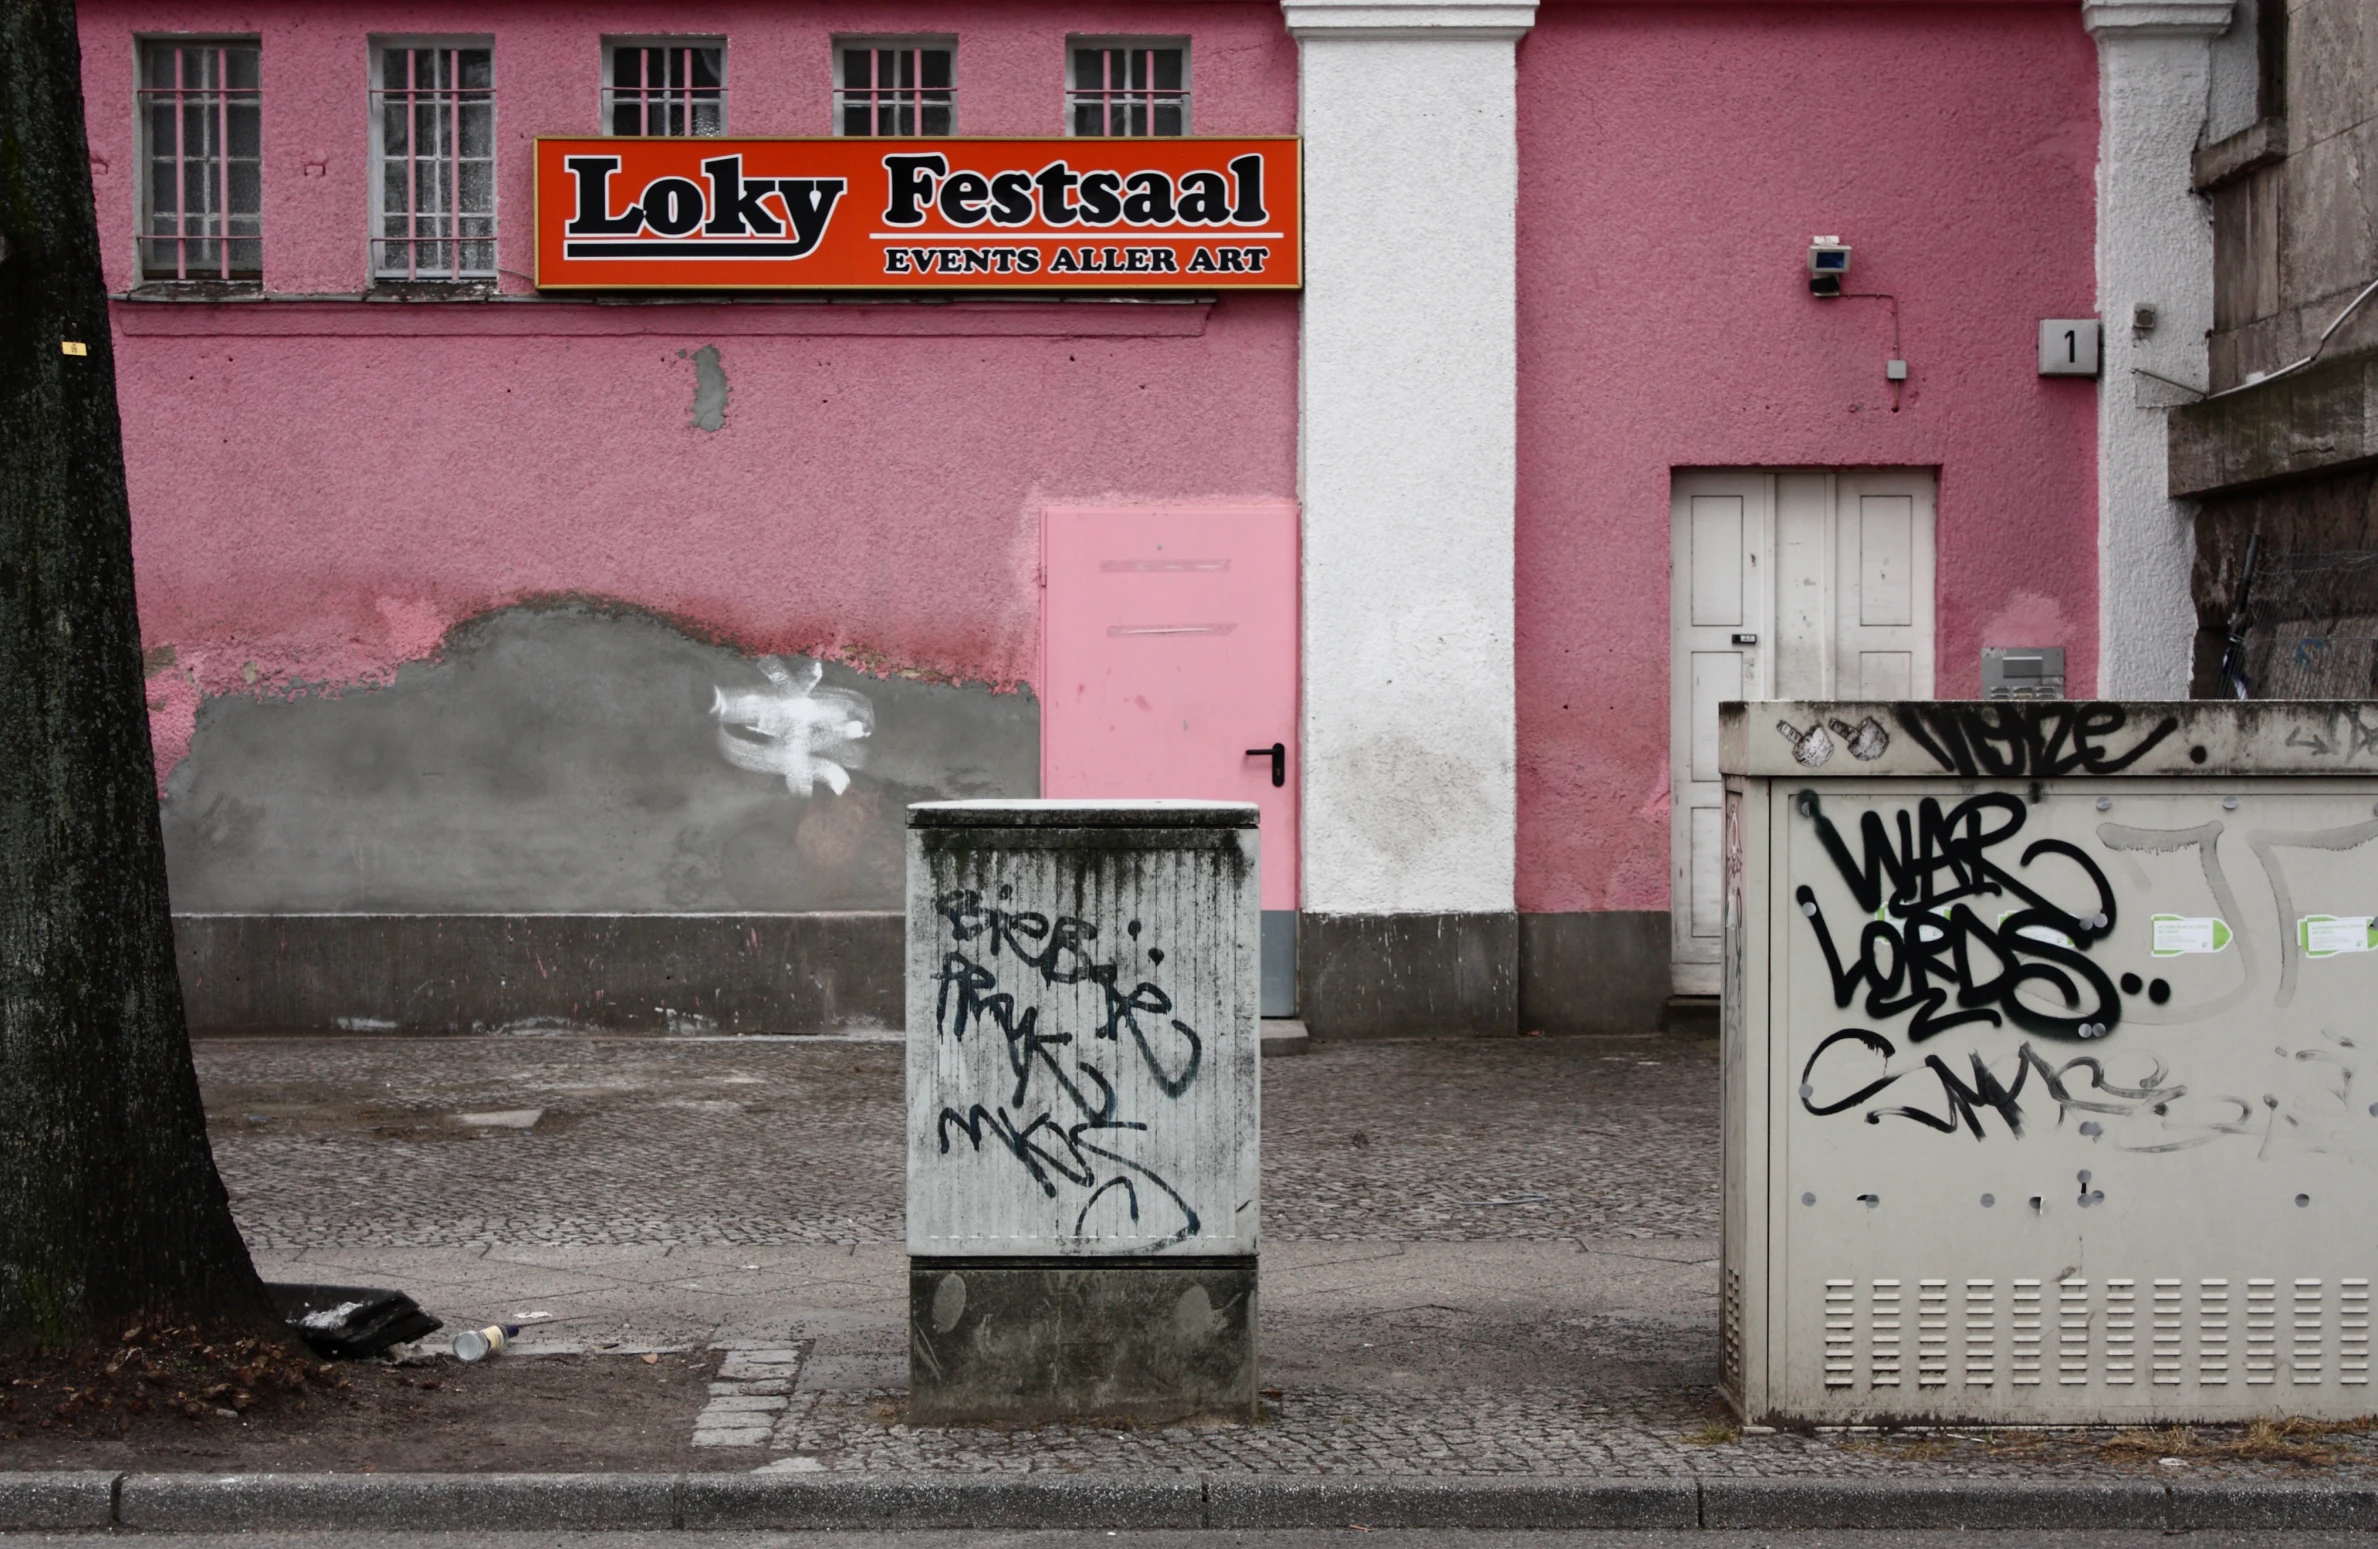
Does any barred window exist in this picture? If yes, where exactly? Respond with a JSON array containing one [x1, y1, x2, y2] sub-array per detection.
[[1069, 40, 1188, 137], [835, 39, 953, 136], [138, 39, 261, 281], [371, 42, 495, 281], [605, 39, 724, 136]]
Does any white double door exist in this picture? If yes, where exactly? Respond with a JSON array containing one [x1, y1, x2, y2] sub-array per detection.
[[1668, 469, 1938, 993]]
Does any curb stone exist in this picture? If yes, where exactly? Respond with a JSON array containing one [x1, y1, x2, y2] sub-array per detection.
[[7, 1470, 2378, 1531], [117, 1472, 677, 1532], [677, 1472, 1206, 1530], [1700, 1476, 2168, 1531], [1203, 1475, 1697, 1529], [2169, 1479, 2378, 1531], [0, 1471, 116, 1530]]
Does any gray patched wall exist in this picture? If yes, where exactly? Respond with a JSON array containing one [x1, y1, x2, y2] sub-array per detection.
[[163, 604, 1038, 913]]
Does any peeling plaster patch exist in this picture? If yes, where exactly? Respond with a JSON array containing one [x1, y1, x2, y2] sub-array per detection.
[[375, 595, 452, 661], [143, 655, 201, 794], [685, 345, 729, 432], [160, 602, 1038, 913]]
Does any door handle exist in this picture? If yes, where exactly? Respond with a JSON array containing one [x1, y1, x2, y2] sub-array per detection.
[[1245, 742, 1286, 788]]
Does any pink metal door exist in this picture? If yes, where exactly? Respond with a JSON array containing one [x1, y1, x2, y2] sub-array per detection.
[[1042, 502, 1299, 917]]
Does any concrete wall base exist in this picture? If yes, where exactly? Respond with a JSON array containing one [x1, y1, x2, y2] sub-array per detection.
[[1518, 911, 1670, 1035], [173, 912, 902, 1036], [177, 909, 1677, 1039], [1299, 911, 1519, 1038], [907, 1258, 1258, 1426]]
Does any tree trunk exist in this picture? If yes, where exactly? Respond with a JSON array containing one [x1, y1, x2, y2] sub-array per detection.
[[0, 0, 271, 1346]]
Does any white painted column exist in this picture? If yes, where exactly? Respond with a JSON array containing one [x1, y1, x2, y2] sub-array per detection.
[[2085, 0, 2233, 697], [1284, 0, 1534, 918]]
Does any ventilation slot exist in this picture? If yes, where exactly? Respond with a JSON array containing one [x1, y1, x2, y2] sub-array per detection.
[[2343, 1279, 2369, 1386], [2153, 1279, 2184, 1386], [2059, 1279, 2090, 1386], [2105, 1279, 2136, 1386], [1822, 1278, 1852, 1388], [1963, 1280, 1995, 1387], [1917, 1280, 1949, 1387], [2011, 1279, 2043, 1386], [1722, 1265, 1746, 1395], [1870, 1279, 1901, 1387], [2248, 1279, 2278, 1385], [2295, 1279, 2324, 1386], [2201, 1280, 2230, 1386], [1818, 1271, 2371, 1393]]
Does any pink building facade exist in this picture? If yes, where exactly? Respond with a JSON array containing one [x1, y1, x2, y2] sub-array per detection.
[[79, 0, 2236, 1036]]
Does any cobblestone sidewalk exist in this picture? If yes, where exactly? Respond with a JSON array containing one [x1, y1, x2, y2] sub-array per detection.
[[192, 1034, 2378, 1486], [196, 1035, 1716, 1251]]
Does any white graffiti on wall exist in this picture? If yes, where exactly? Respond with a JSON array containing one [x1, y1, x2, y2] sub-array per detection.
[[712, 657, 874, 797]]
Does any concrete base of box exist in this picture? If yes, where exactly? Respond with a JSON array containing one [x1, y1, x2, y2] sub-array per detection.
[[907, 1257, 1258, 1426]]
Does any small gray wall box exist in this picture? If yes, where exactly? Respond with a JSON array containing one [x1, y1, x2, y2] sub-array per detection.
[[905, 799, 1260, 1424], [1981, 646, 2066, 700], [1719, 699, 2378, 1426]]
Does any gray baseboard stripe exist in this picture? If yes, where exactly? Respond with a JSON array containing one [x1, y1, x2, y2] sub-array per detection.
[[1298, 911, 1519, 1039], [173, 912, 901, 1036], [1519, 910, 1671, 1035], [177, 909, 1675, 1038], [35, 1471, 2378, 1531]]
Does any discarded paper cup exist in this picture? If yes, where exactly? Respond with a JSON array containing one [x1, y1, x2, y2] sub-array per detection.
[[452, 1324, 518, 1362]]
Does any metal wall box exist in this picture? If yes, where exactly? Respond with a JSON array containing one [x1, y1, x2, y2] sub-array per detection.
[[1721, 700, 2378, 1425], [1981, 646, 2066, 700]]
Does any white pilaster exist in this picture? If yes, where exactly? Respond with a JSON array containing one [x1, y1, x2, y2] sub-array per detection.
[[2085, 0, 2232, 697], [1285, 0, 1534, 915]]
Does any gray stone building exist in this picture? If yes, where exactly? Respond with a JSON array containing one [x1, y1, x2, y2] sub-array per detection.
[[2173, 0, 2378, 696]]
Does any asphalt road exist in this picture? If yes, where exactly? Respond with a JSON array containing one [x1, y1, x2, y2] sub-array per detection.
[[4, 1532, 2370, 1548]]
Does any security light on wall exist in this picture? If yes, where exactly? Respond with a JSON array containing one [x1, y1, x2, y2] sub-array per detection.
[[1808, 236, 1850, 297]]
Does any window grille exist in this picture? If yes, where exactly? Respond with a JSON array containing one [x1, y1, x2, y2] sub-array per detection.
[[371, 43, 495, 281], [605, 41, 724, 136], [138, 40, 261, 281], [1069, 41, 1187, 137], [836, 41, 953, 136]]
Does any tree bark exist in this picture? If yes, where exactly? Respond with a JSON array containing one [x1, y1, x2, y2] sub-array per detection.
[[0, 0, 270, 1346]]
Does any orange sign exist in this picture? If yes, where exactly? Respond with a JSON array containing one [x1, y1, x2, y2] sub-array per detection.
[[533, 137, 1300, 291]]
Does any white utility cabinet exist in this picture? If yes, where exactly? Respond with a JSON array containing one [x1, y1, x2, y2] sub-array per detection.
[[1722, 700, 2378, 1424], [905, 799, 1261, 1258]]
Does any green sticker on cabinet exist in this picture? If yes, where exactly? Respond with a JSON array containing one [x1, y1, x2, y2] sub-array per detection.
[[1998, 910, 2075, 949], [2152, 914, 2231, 955], [2298, 915, 2378, 958]]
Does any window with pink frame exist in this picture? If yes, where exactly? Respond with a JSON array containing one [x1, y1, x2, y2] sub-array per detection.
[[138, 38, 260, 282], [1068, 39, 1188, 137], [605, 39, 725, 136], [835, 38, 953, 136], [370, 41, 495, 281]]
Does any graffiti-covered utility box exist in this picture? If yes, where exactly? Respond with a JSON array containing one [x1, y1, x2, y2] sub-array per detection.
[[905, 799, 1259, 1423], [1722, 700, 2378, 1425]]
